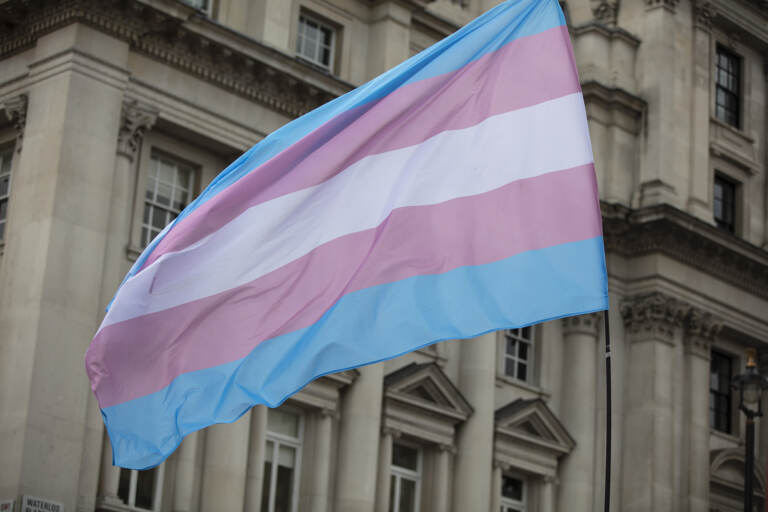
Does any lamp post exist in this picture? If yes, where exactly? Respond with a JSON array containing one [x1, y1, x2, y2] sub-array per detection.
[[733, 348, 768, 512]]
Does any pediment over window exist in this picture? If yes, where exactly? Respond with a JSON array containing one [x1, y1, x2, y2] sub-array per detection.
[[494, 399, 575, 476], [710, 448, 766, 509], [291, 369, 359, 412], [383, 363, 473, 445]]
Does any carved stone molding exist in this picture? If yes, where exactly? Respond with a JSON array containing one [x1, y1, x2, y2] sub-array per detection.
[[382, 426, 402, 439], [603, 203, 768, 301], [319, 407, 338, 420], [2, 93, 27, 152], [493, 459, 511, 471], [693, 0, 716, 31], [437, 443, 456, 454], [592, 0, 620, 25], [0, 0, 339, 119], [117, 100, 158, 160], [620, 292, 687, 344], [543, 475, 559, 485], [645, 0, 680, 12], [683, 308, 722, 359], [562, 312, 601, 338]]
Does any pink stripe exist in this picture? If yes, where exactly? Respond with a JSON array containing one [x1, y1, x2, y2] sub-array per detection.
[[88, 164, 600, 408], [139, 25, 577, 271]]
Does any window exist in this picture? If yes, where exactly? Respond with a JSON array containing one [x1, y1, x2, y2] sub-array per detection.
[[0, 145, 12, 242], [714, 174, 737, 234], [141, 153, 194, 249], [503, 327, 534, 383], [297, 14, 336, 70], [715, 46, 741, 128], [389, 442, 421, 512], [181, 0, 210, 12], [117, 466, 164, 511], [500, 475, 526, 512], [710, 351, 733, 433], [262, 408, 303, 512]]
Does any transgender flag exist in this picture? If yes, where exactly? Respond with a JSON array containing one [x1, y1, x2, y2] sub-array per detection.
[[86, 0, 608, 469]]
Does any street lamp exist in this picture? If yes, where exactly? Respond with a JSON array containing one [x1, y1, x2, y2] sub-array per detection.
[[733, 348, 768, 512]]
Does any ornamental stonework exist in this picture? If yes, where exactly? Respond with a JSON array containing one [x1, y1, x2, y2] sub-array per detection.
[[592, 0, 619, 25], [0, 0, 337, 119], [117, 100, 158, 160], [562, 312, 601, 337], [2, 93, 27, 152], [693, 0, 716, 31], [602, 203, 768, 301], [683, 307, 722, 359], [620, 292, 687, 343], [645, 0, 679, 12]]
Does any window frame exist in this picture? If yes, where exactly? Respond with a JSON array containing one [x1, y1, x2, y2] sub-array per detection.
[[181, 0, 212, 15], [714, 45, 742, 129], [713, 172, 739, 235], [502, 327, 536, 384], [296, 13, 337, 71], [116, 465, 165, 512], [0, 143, 14, 244], [710, 349, 735, 435], [263, 407, 304, 512], [389, 441, 422, 512], [500, 473, 527, 512], [140, 150, 196, 250]]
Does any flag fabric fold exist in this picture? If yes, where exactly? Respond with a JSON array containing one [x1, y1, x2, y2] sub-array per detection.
[[86, 0, 608, 469]]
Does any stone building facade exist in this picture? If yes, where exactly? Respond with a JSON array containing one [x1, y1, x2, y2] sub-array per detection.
[[0, 0, 767, 511]]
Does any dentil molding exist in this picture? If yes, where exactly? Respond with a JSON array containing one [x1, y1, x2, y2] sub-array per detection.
[[0, 0, 338, 119]]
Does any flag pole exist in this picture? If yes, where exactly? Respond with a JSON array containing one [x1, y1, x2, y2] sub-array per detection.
[[603, 310, 612, 512]]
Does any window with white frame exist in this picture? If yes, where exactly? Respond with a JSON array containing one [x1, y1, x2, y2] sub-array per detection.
[[297, 14, 336, 70], [500, 475, 526, 512], [117, 466, 165, 511], [141, 152, 194, 249], [389, 442, 421, 512], [503, 326, 535, 383], [0, 145, 12, 242], [262, 408, 303, 512]]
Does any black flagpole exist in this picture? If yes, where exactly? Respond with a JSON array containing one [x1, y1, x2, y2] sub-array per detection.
[[603, 311, 612, 512]]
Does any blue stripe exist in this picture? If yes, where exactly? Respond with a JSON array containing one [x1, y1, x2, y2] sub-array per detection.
[[117, 0, 566, 295], [104, 236, 607, 469]]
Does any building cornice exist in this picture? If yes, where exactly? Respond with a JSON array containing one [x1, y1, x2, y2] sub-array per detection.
[[0, 0, 349, 119], [602, 202, 768, 301]]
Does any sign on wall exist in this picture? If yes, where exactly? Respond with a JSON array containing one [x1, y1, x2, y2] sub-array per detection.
[[21, 496, 63, 512], [0, 500, 15, 512]]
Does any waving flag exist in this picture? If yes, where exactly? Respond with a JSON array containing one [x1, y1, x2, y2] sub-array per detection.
[[86, 0, 608, 469]]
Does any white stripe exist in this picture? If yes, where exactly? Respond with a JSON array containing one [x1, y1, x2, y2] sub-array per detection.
[[102, 93, 593, 328]]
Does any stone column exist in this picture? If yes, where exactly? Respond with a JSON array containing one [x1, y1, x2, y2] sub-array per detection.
[[200, 413, 252, 512], [98, 432, 122, 506], [0, 24, 129, 511], [686, 0, 715, 222], [375, 427, 398, 512], [433, 444, 453, 512], [490, 461, 505, 512], [683, 309, 721, 512], [542, 476, 558, 512], [244, 405, 268, 512], [335, 365, 384, 512], [557, 313, 600, 512], [366, 1, 411, 80], [84, 99, 158, 512], [453, 333, 495, 511], [310, 408, 336, 512], [173, 431, 201, 512], [620, 293, 686, 512]]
